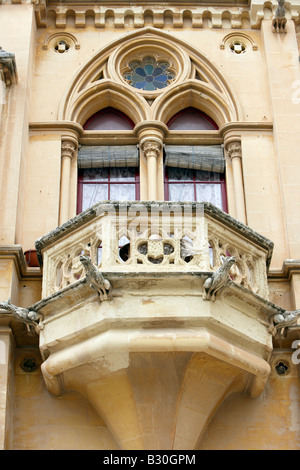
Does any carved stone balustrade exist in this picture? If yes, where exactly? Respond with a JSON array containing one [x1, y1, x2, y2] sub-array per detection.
[[33, 201, 275, 450], [36, 201, 272, 300]]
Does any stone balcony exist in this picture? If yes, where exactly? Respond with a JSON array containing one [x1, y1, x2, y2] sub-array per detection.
[[33, 201, 275, 450], [37, 201, 272, 299]]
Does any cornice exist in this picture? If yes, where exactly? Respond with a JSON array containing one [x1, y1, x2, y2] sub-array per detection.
[[0, 245, 42, 280], [10, 0, 297, 30], [268, 259, 300, 281]]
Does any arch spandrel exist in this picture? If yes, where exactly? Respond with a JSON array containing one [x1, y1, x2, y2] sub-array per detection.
[[58, 27, 242, 126]]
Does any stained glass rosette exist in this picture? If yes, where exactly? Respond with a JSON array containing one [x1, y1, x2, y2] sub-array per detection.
[[123, 57, 175, 91]]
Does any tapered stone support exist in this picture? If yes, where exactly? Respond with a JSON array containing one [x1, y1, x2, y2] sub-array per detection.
[[38, 275, 273, 450], [40, 325, 271, 450]]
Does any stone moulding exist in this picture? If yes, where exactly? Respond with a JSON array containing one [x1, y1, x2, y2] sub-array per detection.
[[40, 327, 271, 398], [30, 1, 300, 31], [0, 245, 41, 280]]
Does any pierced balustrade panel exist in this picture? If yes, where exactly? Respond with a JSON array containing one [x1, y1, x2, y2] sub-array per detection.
[[43, 230, 103, 297], [208, 222, 269, 298], [112, 228, 203, 267], [105, 208, 210, 269]]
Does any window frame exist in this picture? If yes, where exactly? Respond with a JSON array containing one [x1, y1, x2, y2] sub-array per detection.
[[164, 166, 228, 212], [77, 167, 140, 213]]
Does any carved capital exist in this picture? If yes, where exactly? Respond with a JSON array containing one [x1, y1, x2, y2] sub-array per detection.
[[61, 139, 77, 160], [225, 140, 242, 160], [140, 138, 162, 160]]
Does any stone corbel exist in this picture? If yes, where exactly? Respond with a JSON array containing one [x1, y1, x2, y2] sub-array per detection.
[[140, 137, 162, 200], [59, 137, 78, 225], [225, 138, 247, 225]]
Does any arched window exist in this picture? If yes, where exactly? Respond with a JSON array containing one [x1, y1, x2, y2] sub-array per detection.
[[167, 107, 219, 131], [83, 107, 135, 131], [164, 108, 227, 211], [77, 108, 139, 213]]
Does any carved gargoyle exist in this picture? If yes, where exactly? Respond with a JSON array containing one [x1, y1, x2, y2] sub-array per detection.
[[0, 300, 42, 334], [203, 256, 236, 301], [269, 308, 300, 336], [79, 255, 111, 301], [272, 0, 287, 33]]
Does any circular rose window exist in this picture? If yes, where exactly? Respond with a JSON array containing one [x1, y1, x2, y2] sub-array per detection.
[[123, 56, 176, 91]]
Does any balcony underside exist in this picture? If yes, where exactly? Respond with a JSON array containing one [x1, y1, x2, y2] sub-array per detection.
[[35, 271, 273, 450]]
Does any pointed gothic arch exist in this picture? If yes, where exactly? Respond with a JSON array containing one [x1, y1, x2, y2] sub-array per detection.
[[153, 79, 236, 126], [58, 27, 242, 126], [67, 79, 146, 126]]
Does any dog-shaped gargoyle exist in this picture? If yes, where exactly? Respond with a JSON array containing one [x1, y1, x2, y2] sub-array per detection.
[[203, 256, 236, 301], [79, 255, 111, 301]]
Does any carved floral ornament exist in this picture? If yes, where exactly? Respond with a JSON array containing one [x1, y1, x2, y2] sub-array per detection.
[[140, 138, 162, 160], [61, 139, 77, 159], [225, 140, 242, 160]]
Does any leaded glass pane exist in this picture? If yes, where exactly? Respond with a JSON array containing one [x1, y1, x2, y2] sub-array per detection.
[[82, 184, 108, 211], [110, 184, 136, 201], [110, 167, 136, 182], [196, 184, 222, 209], [124, 56, 175, 91], [81, 168, 109, 181], [169, 184, 194, 202], [167, 167, 194, 181], [194, 170, 221, 181]]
